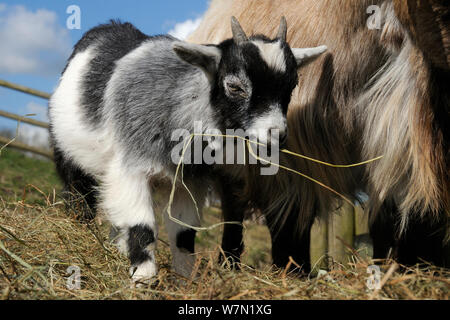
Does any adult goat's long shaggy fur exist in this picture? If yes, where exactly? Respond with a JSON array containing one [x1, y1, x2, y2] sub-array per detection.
[[189, 0, 449, 264]]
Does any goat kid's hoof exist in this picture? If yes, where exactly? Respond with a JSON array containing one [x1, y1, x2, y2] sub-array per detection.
[[130, 260, 158, 286]]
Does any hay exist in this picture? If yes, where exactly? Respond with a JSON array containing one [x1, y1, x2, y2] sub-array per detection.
[[0, 197, 448, 300], [1, 138, 447, 300]]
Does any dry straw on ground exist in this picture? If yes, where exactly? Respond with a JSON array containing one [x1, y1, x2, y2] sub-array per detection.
[[0, 192, 448, 300]]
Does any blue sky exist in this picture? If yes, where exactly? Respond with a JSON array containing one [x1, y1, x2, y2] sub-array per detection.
[[0, 0, 209, 137]]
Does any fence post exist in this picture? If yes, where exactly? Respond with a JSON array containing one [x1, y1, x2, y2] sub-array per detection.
[[0, 136, 53, 159], [310, 217, 328, 272], [0, 110, 49, 129], [0, 79, 51, 99], [327, 202, 355, 265], [0, 79, 52, 159]]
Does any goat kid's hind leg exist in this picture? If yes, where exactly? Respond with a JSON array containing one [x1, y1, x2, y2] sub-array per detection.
[[164, 184, 204, 278], [53, 145, 98, 220], [100, 160, 158, 283]]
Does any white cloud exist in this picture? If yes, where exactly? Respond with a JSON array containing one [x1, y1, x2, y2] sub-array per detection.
[[17, 124, 49, 149], [168, 16, 203, 40], [9, 102, 50, 150], [24, 101, 48, 122], [0, 4, 71, 76]]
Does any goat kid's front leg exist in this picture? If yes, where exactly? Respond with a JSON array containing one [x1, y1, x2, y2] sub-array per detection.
[[217, 176, 245, 268], [101, 161, 158, 283]]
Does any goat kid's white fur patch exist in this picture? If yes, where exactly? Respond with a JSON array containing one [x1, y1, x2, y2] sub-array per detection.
[[100, 157, 157, 228], [49, 47, 115, 177], [130, 256, 158, 282], [247, 105, 287, 145], [252, 40, 286, 73]]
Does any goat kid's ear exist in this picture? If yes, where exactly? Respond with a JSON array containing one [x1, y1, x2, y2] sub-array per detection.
[[291, 45, 327, 67], [173, 42, 221, 81]]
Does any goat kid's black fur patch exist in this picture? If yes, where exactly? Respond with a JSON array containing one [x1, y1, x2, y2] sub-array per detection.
[[176, 229, 196, 253], [52, 144, 98, 220], [127, 225, 155, 265], [69, 20, 150, 126]]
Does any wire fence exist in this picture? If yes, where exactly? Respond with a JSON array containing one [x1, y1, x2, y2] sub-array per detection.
[[0, 79, 52, 159]]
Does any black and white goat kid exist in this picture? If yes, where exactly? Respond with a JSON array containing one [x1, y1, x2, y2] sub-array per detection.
[[49, 17, 326, 282]]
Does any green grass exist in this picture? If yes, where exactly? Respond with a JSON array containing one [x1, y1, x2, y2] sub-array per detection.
[[0, 149, 61, 204]]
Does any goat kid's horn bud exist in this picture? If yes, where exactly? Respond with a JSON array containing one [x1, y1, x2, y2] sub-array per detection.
[[231, 16, 248, 44], [277, 16, 287, 42]]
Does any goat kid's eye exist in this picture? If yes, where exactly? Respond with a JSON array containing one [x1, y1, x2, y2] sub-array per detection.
[[226, 82, 247, 98]]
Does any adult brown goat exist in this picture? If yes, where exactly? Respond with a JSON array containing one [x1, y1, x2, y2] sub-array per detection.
[[189, 0, 449, 270]]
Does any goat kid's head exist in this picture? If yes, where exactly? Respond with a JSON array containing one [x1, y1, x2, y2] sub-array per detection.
[[173, 17, 327, 147]]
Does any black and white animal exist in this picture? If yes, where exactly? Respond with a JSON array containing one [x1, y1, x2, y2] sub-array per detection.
[[49, 17, 326, 282]]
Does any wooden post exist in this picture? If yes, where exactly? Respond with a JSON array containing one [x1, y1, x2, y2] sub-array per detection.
[[310, 217, 328, 272], [327, 202, 355, 265], [0, 79, 51, 100], [0, 136, 53, 159], [0, 80, 52, 159], [0, 110, 49, 129]]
